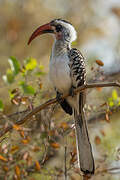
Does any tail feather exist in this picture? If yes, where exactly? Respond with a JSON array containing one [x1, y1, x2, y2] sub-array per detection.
[[74, 92, 95, 175]]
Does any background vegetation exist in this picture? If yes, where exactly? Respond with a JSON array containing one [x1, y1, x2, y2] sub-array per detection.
[[0, 0, 120, 179]]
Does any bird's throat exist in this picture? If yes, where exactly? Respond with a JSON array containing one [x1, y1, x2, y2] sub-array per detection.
[[52, 40, 70, 56]]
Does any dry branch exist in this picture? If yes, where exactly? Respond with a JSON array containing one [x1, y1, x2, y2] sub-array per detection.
[[0, 81, 120, 138], [64, 146, 67, 180]]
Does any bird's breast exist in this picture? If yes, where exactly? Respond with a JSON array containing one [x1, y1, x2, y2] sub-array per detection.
[[49, 54, 72, 93]]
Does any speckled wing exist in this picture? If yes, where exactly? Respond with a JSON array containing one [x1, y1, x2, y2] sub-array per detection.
[[68, 48, 95, 175], [68, 48, 86, 88]]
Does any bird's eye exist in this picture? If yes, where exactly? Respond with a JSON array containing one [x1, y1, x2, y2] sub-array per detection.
[[56, 24, 63, 32]]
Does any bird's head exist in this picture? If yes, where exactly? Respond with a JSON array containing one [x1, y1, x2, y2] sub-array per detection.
[[28, 19, 77, 45]]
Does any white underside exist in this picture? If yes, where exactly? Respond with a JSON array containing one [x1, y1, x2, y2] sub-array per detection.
[[49, 53, 71, 93], [49, 52, 78, 110]]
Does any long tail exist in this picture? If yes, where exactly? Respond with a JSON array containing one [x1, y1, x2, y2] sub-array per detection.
[[74, 92, 95, 175]]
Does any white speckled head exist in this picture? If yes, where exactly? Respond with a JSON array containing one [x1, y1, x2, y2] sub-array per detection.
[[28, 19, 77, 45], [50, 19, 77, 43]]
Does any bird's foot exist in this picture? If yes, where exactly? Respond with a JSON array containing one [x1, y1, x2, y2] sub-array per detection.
[[69, 86, 75, 97], [56, 91, 63, 103]]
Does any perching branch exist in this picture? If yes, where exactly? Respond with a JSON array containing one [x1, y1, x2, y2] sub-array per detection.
[[0, 81, 120, 138]]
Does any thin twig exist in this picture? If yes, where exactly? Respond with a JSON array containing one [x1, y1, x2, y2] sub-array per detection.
[[95, 166, 120, 175], [0, 82, 120, 138], [64, 146, 67, 180]]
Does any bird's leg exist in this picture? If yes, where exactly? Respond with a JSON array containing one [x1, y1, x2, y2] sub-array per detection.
[[56, 91, 64, 103], [69, 85, 75, 97]]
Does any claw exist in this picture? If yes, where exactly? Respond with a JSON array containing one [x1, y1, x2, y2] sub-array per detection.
[[69, 86, 75, 97], [56, 91, 63, 103]]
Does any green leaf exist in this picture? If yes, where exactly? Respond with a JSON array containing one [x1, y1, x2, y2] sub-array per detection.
[[112, 90, 118, 100], [0, 100, 4, 111], [9, 90, 15, 99], [108, 97, 114, 107], [71, 40, 77, 46], [2, 69, 15, 84], [8, 56, 20, 75], [24, 58, 37, 71], [20, 81, 35, 95], [35, 71, 46, 76], [118, 98, 120, 106], [109, 101, 114, 107]]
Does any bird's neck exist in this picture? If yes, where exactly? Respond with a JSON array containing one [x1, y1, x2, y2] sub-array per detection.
[[52, 40, 71, 57]]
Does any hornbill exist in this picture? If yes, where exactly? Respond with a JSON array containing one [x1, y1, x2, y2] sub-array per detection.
[[28, 19, 95, 176]]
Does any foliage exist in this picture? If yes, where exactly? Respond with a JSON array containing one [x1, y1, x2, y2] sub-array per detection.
[[108, 90, 120, 107], [0, 55, 84, 180], [0, 100, 4, 111], [1, 0, 120, 179], [0, 56, 48, 179], [2, 57, 45, 98], [0, 54, 120, 180]]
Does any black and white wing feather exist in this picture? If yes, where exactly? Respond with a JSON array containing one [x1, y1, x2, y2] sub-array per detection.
[[58, 48, 86, 115], [68, 48, 86, 88], [68, 48, 95, 175]]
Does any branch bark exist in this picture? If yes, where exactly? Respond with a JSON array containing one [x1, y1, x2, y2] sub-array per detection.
[[64, 146, 67, 180], [0, 82, 120, 138]]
